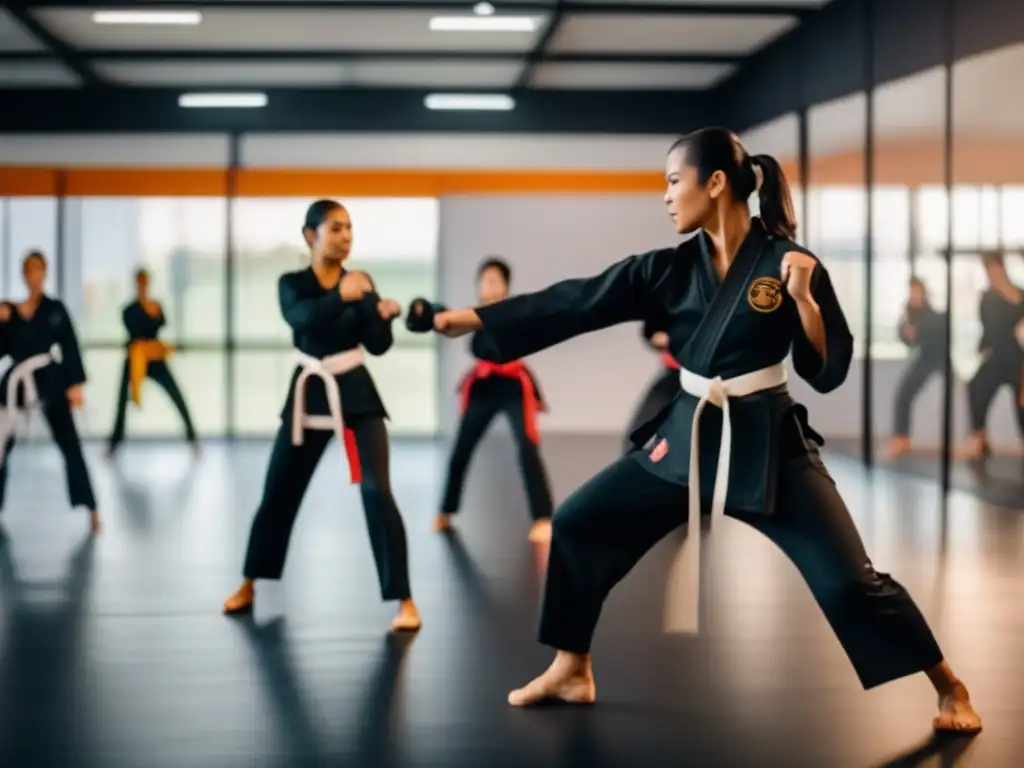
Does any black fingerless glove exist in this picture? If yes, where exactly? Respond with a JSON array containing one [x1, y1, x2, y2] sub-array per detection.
[[405, 298, 443, 333]]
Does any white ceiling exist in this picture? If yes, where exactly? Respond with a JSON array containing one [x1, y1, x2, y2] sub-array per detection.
[[0, 2, 819, 90]]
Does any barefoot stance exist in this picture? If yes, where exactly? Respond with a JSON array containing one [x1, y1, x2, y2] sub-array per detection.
[[508, 652, 596, 707], [391, 599, 422, 632], [222, 580, 255, 614], [89, 510, 101, 533], [933, 682, 983, 734], [528, 519, 552, 544], [433, 513, 453, 532], [885, 435, 911, 460]]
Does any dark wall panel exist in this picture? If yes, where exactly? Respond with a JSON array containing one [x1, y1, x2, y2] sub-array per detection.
[[872, 0, 945, 87]]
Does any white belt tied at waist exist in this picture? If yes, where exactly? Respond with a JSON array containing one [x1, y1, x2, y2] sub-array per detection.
[[0, 344, 62, 465], [664, 361, 788, 634]]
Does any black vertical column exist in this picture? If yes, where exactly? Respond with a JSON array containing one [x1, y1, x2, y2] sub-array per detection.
[[798, 108, 808, 234], [861, 0, 876, 467], [939, 0, 955, 499], [225, 132, 240, 440]]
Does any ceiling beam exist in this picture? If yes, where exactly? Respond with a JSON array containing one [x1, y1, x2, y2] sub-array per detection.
[[5, 1, 104, 85], [0, 86, 715, 134], [0, 50, 743, 65], [515, 0, 567, 88], [20, 0, 815, 17]]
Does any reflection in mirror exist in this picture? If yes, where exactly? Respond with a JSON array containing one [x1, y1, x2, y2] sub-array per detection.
[[801, 93, 867, 457], [949, 43, 1024, 508], [869, 67, 948, 488]]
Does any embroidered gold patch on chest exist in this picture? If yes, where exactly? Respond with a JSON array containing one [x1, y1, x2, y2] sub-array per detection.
[[747, 276, 783, 313]]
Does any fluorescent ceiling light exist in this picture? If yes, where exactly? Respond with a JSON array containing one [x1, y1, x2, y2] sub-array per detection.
[[429, 16, 537, 32], [424, 93, 514, 111], [473, 2, 495, 15], [92, 11, 202, 25], [179, 92, 267, 109]]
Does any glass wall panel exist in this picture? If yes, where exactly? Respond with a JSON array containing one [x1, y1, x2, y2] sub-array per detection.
[[948, 43, 1024, 508], [231, 197, 440, 436], [871, 67, 948, 484], [805, 93, 867, 455], [6, 197, 58, 298], [65, 197, 228, 345]]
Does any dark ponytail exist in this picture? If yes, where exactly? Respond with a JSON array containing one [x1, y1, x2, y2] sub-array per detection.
[[750, 154, 797, 240], [669, 128, 799, 240]]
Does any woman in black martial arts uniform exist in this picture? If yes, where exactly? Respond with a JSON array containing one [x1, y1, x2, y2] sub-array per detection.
[[964, 250, 1024, 459], [0, 251, 101, 533], [622, 321, 682, 455], [105, 267, 200, 457], [425, 128, 981, 732], [886, 277, 947, 459], [222, 200, 421, 632], [407, 257, 554, 543]]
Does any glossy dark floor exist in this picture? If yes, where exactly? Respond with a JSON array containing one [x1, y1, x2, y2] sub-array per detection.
[[830, 438, 1024, 511], [1, 435, 1022, 767]]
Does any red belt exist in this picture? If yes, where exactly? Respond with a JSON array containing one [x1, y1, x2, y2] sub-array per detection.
[[459, 360, 540, 444], [662, 351, 681, 369]]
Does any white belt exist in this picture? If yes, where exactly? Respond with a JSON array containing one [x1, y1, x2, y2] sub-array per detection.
[[664, 362, 788, 634], [291, 348, 364, 448], [0, 344, 62, 465]]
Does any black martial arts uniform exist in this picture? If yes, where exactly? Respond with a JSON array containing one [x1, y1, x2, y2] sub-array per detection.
[[473, 218, 945, 690], [437, 306, 553, 521], [622, 321, 682, 455], [0, 297, 97, 513], [107, 300, 197, 451], [892, 305, 946, 436], [967, 287, 1024, 439], [239, 268, 412, 602]]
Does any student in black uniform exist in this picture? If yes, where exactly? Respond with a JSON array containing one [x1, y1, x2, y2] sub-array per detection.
[[105, 267, 199, 457], [886, 277, 947, 459], [406, 257, 554, 543], [964, 250, 1024, 459], [0, 251, 100, 533], [424, 128, 981, 733], [223, 199, 421, 632], [622, 321, 682, 455]]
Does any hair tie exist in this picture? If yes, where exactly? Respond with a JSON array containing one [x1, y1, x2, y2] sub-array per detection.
[[751, 160, 764, 192]]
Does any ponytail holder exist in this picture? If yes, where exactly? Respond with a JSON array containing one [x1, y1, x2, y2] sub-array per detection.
[[751, 159, 764, 192]]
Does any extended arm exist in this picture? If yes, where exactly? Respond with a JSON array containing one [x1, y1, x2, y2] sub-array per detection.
[[472, 249, 667, 363], [791, 264, 853, 393]]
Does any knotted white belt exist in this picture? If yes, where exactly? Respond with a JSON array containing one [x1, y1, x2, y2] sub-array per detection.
[[0, 343, 62, 466], [290, 348, 365, 483], [663, 361, 788, 634]]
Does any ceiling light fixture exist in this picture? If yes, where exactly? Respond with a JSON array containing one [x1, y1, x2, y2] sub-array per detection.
[[178, 92, 268, 109], [424, 93, 515, 111], [473, 2, 496, 15], [92, 11, 203, 25], [429, 16, 537, 32]]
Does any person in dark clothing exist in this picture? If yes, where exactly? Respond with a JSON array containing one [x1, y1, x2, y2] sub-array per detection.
[[407, 257, 554, 543], [105, 267, 199, 457], [623, 320, 683, 456], [964, 250, 1024, 460], [222, 200, 421, 632], [0, 251, 100, 533], [886, 277, 947, 459]]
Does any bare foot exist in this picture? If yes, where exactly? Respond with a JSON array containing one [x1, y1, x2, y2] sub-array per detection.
[[223, 580, 255, 614], [433, 513, 453, 532], [933, 681, 982, 734], [962, 435, 990, 461], [89, 510, 101, 533], [390, 599, 422, 632], [508, 653, 596, 707], [528, 519, 552, 544], [885, 436, 911, 460]]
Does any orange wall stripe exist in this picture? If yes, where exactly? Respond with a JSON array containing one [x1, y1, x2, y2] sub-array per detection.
[[63, 168, 228, 196], [1, 137, 1023, 197], [0, 168, 58, 196]]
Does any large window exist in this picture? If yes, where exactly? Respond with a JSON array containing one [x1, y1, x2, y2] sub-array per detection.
[[231, 197, 440, 436], [4, 197, 59, 298]]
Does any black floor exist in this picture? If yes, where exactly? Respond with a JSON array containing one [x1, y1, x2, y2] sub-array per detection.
[[1, 435, 1022, 767], [829, 437, 1024, 511]]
